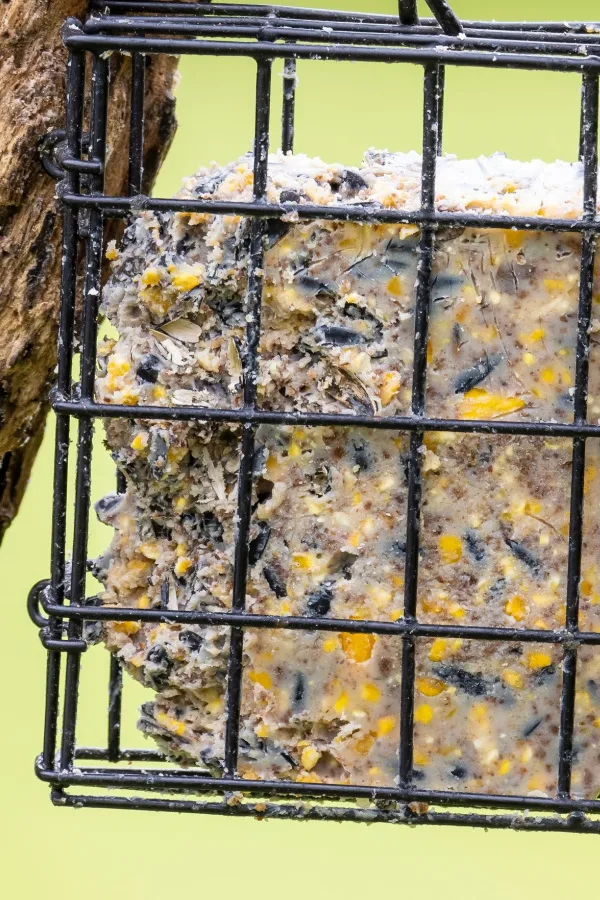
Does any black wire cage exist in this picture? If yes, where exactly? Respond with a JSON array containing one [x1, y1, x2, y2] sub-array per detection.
[[28, 0, 600, 832]]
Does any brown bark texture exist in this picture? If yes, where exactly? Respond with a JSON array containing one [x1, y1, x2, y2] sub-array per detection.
[[0, 1, 180, 542]]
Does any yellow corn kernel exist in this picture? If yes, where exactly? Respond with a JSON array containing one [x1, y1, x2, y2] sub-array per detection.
[[128, 558, 151, 574], [155, 712, 186, 737], [414, 704, 433, 725], [301, 746, 321, 771], [175, 542, 188, 557], [520, 744, 533, 764], [105, 241, 119, 261], [112, 620, 140, 636], [167, 446, 188, 465], [248, 671, 273, 690], [417, 677, 446, 697], [528, 774, 546, 792], [361, 683, 381, 703], [255, 722, 269, 739], [387, 274, 403, 296], [292, 551, 315, 570], [505, 230, 523, 249], [137, 594, 150, 609], [353, 492, 362, 506], [498, 758, 511, 776], [354, 733, 376, 755], [505, 594, 527, 621], [502, 669, 524, 690], [139, 541, 161, 560], [458, 388, 526, 420], [450, 603, 465, 619], [368, 766, 383, 776], [522, 351, 536, 365], [107, 358, 130, 378], [174, 496, 188, 512], [362, 516, 375, 536], [581, 579, 593, 597], [141, 267, 161, 286], [429, 638, 447, 662], [378, 474, 397, 492], [288, 442, 302, 459], [120, 389, 139, 406], [379, 371, 401, 406], [377, 716, 396, 737], [171, 271, 201, 292], [174, 556, 193, 576], [439, 534, 463, 564], [340, 632, 376, 663], [152, 385, 167, 401], [334, 690, 348, 714], [544, 278, 565, 293], [369, 585, 392, 607], [470, 703, 488, 725], [593, 717, 600, 728], [390, 608, 403, 621], [413, 750, 429, 766], [130, 432, 148, 452], [323, 637, 339, 653], [540, 367, 555, 384], [349, 532, 362, 549], [526, 651, 552, 670]]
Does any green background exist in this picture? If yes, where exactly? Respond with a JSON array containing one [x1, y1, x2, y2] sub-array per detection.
[[2, 0, 599, 895]]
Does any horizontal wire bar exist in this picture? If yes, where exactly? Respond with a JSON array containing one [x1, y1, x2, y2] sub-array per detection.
[[82, 15, 600, 57], [51, 396, 600, 437], [52, 790, 600, 831], [39, 595, 600, 644], [84, 13, 600, 51], [75, 747, 166, 762], [35, 759, 600, 814], [86, 3, 599, 36], [58, 193, 600, 234], [61, 29, 600, 73]]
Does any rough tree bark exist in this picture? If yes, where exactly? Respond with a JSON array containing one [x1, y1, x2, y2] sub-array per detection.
[[0, 1, 181, 542]]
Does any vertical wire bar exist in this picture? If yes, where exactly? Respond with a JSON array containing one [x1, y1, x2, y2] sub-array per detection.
[[60, 53, 109, 771], [129, 52, 145, 194], [434, 65, 445, 155], [281, 57, 296, 154], [106, 48, 146, 762], [398, 62, 441, 788], [42, 46, 85, 771], [224, 58, 272, 777], [107, 655, 123, 762], [557, 72, 599, 797], [399, 1, 419, 26]]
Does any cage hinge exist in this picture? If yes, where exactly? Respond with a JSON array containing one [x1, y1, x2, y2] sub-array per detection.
[[27, 580, 88, 653], [39, 128, 101, 182]]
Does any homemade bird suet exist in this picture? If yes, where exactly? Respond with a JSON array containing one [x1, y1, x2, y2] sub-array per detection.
[[93, 150, 600, 800]]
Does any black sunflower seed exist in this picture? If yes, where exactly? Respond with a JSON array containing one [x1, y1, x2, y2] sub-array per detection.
[[292, 672, 307, 710], [464, 530, 486, 562], [454, 353, 502, 394], [314, 324, 367, 347], [248, 521, 271, 566], [504, 538, 543, 578], [136, 353, 162, 384], [306, 581, 333, 617], [179, 630, 203, 652], [434, 665, 490, 696], [263, 565, 287, 598]]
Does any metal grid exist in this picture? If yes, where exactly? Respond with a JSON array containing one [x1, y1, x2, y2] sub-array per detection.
[[29, 0, 600, 832]]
